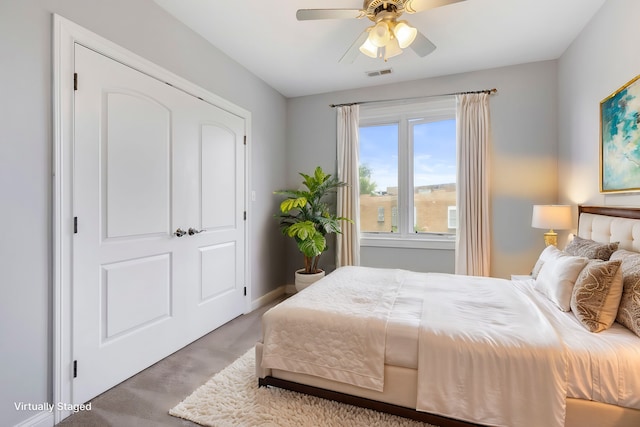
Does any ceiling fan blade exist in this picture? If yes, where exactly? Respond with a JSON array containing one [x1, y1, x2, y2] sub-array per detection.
[[405, 0, 465, 14], [296, 9, 364, 21], [339, 30, 370, 64], [410, 31, 437, 57]]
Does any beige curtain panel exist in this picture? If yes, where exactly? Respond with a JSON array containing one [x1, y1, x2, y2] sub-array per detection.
[[336, 104, 360, 268], [455, 93, 491, 276]]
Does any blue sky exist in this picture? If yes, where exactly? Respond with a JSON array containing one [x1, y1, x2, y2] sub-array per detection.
[[359, 119, 456, 192]]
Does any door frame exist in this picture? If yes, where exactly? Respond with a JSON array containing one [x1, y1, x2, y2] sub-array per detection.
[[52, 15, 251, 423]]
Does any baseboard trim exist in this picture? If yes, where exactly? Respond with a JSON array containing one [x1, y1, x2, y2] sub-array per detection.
[[250, 286, 285, 311], [13, 411, 54, 427], [285, 284, 296, 294]]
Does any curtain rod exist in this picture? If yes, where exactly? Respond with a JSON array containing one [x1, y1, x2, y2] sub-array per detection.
[[329, 88, 497, 108]]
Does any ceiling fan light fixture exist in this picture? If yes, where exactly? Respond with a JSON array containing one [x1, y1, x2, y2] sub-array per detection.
[[297, 0, 453, 63], [393, 20, 418, 48], [368, 21, 391, 47], [359, 36, 379, 58]]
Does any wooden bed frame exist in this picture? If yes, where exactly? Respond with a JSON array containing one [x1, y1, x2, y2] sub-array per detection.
[[257, 205, 640, 427], [578, 205, 640, 220], [258, 374, 473, 427]]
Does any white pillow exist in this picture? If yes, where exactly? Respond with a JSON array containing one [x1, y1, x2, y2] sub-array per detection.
[[534, 246, 589, 311], [531, 244, 558, 278]]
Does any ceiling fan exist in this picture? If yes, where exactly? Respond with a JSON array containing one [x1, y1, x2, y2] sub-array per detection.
[[297, 0, 465, 63]]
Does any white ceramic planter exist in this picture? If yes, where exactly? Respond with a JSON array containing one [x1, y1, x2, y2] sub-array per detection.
[[294, 269, 325, 292]]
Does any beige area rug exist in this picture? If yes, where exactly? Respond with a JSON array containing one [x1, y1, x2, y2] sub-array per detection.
[[170, 348, 436, 427]]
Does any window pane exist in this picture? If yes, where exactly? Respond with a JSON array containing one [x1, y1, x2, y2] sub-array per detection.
[[413, 119, 456, 234], [359, 124, 398, 233]]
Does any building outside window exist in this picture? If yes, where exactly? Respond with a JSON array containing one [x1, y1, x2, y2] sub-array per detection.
[[359, 98, 456, 246]]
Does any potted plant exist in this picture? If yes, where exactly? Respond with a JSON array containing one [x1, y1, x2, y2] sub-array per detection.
[[275, 166, 352, 291]]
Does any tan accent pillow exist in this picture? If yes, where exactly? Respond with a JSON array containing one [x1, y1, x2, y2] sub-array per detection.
[[534, 247, 589, 311], [565, 235, 619, 260], [570, 259, 623, 333], [610, 249, 640, 337]]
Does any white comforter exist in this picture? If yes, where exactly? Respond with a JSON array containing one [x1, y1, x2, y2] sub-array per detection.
[[414, 273, 566, 427], [261, 266, 405, 391]]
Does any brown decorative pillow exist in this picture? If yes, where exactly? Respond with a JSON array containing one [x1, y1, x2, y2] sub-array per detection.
[[610, 250, 640, 337], [565, 235, 619, 260], [570, 259, 623, 333]]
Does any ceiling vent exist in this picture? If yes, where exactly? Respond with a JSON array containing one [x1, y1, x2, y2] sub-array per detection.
[[366, 68, 393, 77]]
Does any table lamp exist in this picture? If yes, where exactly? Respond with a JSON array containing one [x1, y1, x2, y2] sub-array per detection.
[[531, 205, 572, 246]]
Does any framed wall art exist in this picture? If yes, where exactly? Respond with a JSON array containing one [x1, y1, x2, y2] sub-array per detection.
[[600, 73, 640, 193]]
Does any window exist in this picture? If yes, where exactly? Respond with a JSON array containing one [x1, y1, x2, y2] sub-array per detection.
[[359, 98, 456, 244]]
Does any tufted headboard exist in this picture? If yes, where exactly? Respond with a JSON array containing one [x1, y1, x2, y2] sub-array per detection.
[[577, 205, 640, 252]]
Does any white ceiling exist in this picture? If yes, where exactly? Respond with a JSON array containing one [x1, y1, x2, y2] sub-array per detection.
[[153, 0, 606, 98]]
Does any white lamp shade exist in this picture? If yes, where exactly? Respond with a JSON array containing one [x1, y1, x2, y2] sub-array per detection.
[[359, 36, 379, 58], [383, 37, 403, 60], [369, 21, 391, 47], [531, 205, 572, 230], [393, 21, 417, 48]]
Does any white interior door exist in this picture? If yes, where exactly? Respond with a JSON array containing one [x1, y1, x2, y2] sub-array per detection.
[[72, 44, 246, 404]]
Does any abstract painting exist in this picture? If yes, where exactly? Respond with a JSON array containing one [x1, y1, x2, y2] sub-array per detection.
[[601, 74, 640, 193]]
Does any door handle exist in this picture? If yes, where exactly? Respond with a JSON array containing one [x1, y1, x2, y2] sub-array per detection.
[[174, 228, 187, 237], [188, 227, 204, 236]]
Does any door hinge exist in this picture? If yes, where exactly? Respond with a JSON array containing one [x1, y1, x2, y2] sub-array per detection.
[[243, 211, 247, 221], [74, 73, 78, 91], [244, 286, 247, 296], [243, 135, 247, 145], [73, 360, 78, 378], [74, 217, 78, 234]]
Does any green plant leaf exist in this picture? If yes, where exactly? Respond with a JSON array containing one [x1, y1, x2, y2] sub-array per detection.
[[315, 216, 341, 235], [280, 197, 307, 213], [314, 166, 328, 184], [285, 221, 316, 240], [297, 232, 326, 257]]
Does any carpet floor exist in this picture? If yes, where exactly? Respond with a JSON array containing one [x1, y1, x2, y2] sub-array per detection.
[[170, 348, 435, 427]]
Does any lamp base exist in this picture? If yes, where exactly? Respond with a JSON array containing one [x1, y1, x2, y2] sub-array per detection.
[[543, 230, 558, 246]]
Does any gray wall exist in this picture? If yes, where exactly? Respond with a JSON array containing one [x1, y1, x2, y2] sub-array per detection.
[[286, 60, 559, 280], [0, 1, 287, 425], [558, 0, 640, 208]]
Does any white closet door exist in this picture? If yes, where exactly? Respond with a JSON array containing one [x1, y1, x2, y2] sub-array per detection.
[[72, 44, 245, 404]]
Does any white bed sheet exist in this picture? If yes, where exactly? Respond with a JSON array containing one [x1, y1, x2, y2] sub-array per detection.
[[384, 276, 640, 411], [384, 278, 423, 368], [414, 273, 567, 427], [518, 278, 640, 409]]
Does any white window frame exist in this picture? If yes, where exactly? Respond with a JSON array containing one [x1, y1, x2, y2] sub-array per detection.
[[359, 98, 456, 249], [448, 206, 457, 229]]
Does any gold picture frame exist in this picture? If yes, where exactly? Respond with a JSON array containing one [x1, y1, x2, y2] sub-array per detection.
[[600, 73, 640, 193]]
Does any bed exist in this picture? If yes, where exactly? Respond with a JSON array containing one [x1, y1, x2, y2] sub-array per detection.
[[256, 205, 640, 427]]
